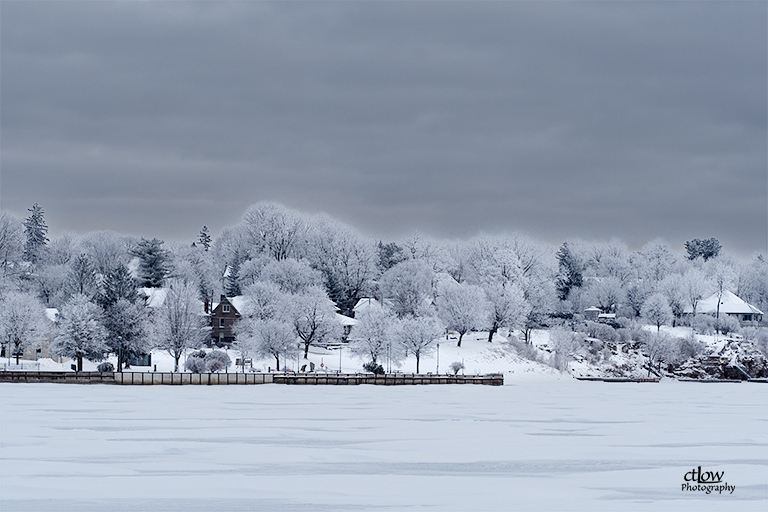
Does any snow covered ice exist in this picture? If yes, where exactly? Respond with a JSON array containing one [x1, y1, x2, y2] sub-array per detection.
[[1, 380, 766, 511]]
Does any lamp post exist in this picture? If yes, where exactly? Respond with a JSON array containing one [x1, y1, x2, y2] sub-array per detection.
[[283, 346, 287, 373], [117, 336, 123, 373], [387, 342, 391, 374], [436, 343, 440, 374], [225, 345, 229, 373], [339, 344, 342, 374]]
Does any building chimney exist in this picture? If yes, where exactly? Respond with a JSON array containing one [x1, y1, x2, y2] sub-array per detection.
[[220, 294, 226, 302]]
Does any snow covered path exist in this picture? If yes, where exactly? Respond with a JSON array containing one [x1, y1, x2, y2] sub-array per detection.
[[1, 380, 766, 511]]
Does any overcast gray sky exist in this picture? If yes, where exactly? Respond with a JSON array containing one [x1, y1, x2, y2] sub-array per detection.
[[1, 1, 766, 255]]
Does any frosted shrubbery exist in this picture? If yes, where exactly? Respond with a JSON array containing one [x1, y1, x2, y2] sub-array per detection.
[[583, 321, 619, 342], [692, 314, 715, 335]]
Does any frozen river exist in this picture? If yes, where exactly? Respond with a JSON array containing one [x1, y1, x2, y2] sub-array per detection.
[[1, 379, 766, 511]]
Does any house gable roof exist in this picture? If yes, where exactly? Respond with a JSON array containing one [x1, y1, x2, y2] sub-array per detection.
[[684, 290, 764, 316]]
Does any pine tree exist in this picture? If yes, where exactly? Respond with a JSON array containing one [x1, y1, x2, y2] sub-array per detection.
[[555, 242, 583, 301], [97, 263, 138, 308], [66, 254, 98, 298], [23, 203, 48, 264], [198, 226, 212, 251], [129, 238, 172, 288]]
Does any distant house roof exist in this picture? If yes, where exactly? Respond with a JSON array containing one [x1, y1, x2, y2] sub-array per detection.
[[336, 313, 358, 327], [140, 287, 206, 314], [684, 290, 764, 316], [45, 308, 58, 323], [584, 306, 602, 312], [139, 287, 168, 309]]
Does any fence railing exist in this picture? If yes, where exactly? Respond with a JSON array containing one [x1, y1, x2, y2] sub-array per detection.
[[1, 371, 504, 386]]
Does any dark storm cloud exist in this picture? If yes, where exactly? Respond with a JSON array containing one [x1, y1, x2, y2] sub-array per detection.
[[1, 1, 765, 254]]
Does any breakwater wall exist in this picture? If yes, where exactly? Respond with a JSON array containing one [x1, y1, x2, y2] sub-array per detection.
[[1, 371, 503, 386]]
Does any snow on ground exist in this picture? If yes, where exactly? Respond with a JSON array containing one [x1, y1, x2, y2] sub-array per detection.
[[2, 330, 561, 381], [1, 380, 765, 512]]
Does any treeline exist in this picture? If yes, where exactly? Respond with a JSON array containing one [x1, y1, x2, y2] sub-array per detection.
[[0, 202, 766, 372]]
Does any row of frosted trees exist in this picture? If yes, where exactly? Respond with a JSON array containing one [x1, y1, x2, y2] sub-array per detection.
[[0, 202, 766, 372]]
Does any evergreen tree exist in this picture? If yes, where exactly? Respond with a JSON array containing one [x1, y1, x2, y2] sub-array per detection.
[[97, 263, 144, 371], [129, 237, 172, 288], [23, 203, 48, 264], [198, 226, 212, 251], [685, 238, 722, 261], [555, 242, 583, 301], [97, 263, 138, 308]]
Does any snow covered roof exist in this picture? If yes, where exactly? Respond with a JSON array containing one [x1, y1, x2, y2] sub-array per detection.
[[336, 313, 358, 327], [353, 298, 382, 313], [45, 308, 59, 323], [584, 307, 602, 312], [684, 290, 764, 316], [140, 287, 168, 308]]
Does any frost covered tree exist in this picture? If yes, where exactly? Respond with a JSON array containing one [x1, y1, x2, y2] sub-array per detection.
[[0, 211, 24, 277], [349, 307, 397, 364], [0, 291, 49, 364], [260, 258, 324, 294], [659, 274, 687, 326], [483, 282, 529, 343], [286, 286, 341, 359], [80, 231, 131, 276], [379, 259, 434, 317], [50, 294, 108, 371], [197, 226, 212, 251], [35, 263, 68, 307], [65, 255, 98, 298], [306, 216, 378, 315], [154, 280, 207, 372], [130, 238, 172, 288], [685, 238, 722, 261], [632, 239, 679, 285], [377, 241, 407, 272], [240, 281, 285, 321], [102, 298, 148, 372], [640, 331, 670, 377], [242, 202, 307, 261], [549, 326, 576, 372], [708, 260, 736, 327], [235, 318, 298, 371], [97, 264, 145, 371], [436, 280, 488, 347], [23, 203, 48, 264], [392, 315, 442, 373], [641, 293, 672, 332], [680, 267, 711, 317], [585, 277, 625, 313], [737, 254, 768, 317]]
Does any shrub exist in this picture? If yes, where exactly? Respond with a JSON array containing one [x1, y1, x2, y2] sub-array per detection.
[[449, 361, 465, 375], [185, 350, 207, 373], [363, 361, 385, 374], [204, 350, 231, 373], [715, 316, 740, 336], [97, 362, 114, 373], [584, 321, 618, 342], [692, 314, 715, 335]]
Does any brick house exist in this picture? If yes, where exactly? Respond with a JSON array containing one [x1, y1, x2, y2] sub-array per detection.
[[209, 295, 241, 347]]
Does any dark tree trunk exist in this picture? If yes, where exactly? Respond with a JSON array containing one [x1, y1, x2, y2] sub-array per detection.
[[488, 328, 498, 343], [457, 332, 463, 348], [77, 354, 83, 372], [415, 353, 420, 373], [275, 355, 280, 371]]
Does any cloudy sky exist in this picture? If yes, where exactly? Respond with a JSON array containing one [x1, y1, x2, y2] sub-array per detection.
[[1, 1, 766, 255]]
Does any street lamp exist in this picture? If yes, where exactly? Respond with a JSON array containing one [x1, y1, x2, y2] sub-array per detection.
[[339, 344, 342, 374], [436, 343, 440, 374], [283, 346, 287, 373]]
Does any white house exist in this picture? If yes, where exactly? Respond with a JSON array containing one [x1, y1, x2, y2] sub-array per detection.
[[683, 290, 763, 323]]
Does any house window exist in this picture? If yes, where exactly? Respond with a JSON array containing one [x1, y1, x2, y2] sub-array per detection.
[[220, 318, 225, 328], [223, 305, 230, 313]]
